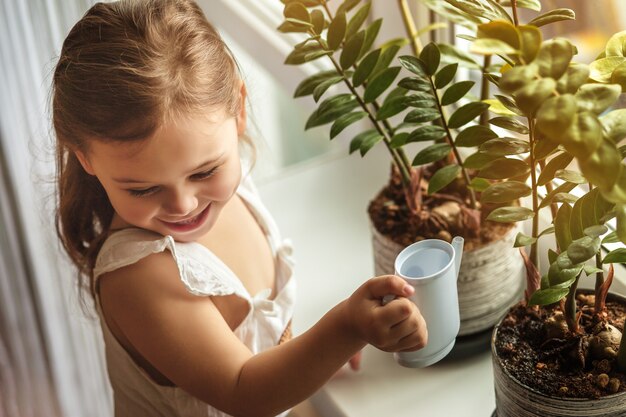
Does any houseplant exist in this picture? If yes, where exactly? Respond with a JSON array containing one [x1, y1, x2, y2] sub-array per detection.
[[423, 0, 626, 414], [276, 0, 531, 345]]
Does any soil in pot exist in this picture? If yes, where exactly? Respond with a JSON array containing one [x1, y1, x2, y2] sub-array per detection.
[[368, 162, 514, 251], [495, 294, 626, 399]]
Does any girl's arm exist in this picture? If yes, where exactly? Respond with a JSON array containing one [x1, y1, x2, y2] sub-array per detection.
[[99, 251, 426, 417]]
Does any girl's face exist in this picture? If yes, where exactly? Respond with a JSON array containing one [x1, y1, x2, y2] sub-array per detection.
[[76, 106, 245, 242]]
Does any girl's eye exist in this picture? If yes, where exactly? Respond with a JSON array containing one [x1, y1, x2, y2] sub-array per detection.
[[191, 167, 218, 180], [128, 186, 159, 197]]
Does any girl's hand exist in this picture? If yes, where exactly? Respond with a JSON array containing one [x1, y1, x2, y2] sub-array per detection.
[[345, 275, 428, 353]]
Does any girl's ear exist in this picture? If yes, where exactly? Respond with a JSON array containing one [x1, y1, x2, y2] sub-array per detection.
[[236, 82, 247, 136], [74, 150, 96, 176]]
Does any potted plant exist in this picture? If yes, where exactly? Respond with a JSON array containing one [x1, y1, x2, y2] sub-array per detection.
[[276, 0, 532, 346], [425, 0, 626, 414]]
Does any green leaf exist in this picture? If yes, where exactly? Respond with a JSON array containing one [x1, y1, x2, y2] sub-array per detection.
[[364, 66, 401, 103], [471, 38, 519, 55], [518, 25, 542, 63], [603, 248, 626, 264], [494, 94, 523, 116], [435, 63, 458, 89], [602, 231, 620, 244], [359, 19, 382, 60], [537, 152, 573, 186], [481, 181, 531, 204], [600, 109, 626, 143], [345, 2, 371, 40], [534, 139, 559, 161], [535, 94, 577, 140], [539, 226, 556, 238], [403, 93, 437, 108], [480, 138, 529, 156], [535, 39, 573, 79], [539, 182, 576, 209], [489, 117, 529, 134], [390, 132, 409, 149], [285, 43, 329, 65], [483, 99, 517, 117], [277, 20, 312, 34], [420, 43, 441, 76], [384, 86, 409, 104], [476, 20, 521, 50], [464, 151, 499, 169], [584, 224, 609, 238], [567, 235, 601, 264], [548, 249, 559, 265], [336, 0, 361, 15], [513, 78, 557, 116], [448, 102, 490, 129], [499, 64, 539, 93], [352, 49, 380, 87], [404, 109, 441, 124], [372, 45, 402, 79], [294, 70, 340, 98], [605, 30, 626, 57], [428, 164, 461, 194], [527, 8, 575, 28], [469, 177, 491, 192], [583, 265, 604, 276], [327, 13, 347, 51], [560, 112, 603, 158], [555, 169, 586, 185], [310, 9, 325, 35], [312, 75, 345, 102], [553, 193, 579, 204], [455, 125, 498, 147], [282, 0, 322, 6], [376, 95, 409, 120], [486, 206, 535, 222], [406, 125, 447, 143], [514, 232, 537, 248], [306, 94, 359, 129], [589, 57, 626, 83], [398, 55, 428, 77], [330, 111, 367, 139], [576, 84, 621, 115], [557, 63, 591, 95], [412, 144, 452, 166], [528, 288, 570, 306], [580, 188, 600, 230], [398, 77, 431, 92], [441, 81, 475, 106], [349, 129, 381, 155], [340, 30, 365, 69], [284, 3, 311, 22], [437, 43, 481, 69], [579, 139, 621, 190], [478, 158, 530, 180]]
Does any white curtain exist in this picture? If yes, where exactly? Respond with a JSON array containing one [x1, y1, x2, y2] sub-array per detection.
[[0, 0, 112, 416]]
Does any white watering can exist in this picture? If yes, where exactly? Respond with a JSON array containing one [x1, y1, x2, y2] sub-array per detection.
[[385, 236, 464, 368]]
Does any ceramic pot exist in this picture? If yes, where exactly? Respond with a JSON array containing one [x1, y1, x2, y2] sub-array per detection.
[[371, 223, 525, 336], [491, 291, 626, 417]]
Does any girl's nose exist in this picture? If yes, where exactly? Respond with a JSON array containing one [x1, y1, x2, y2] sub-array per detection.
[[163, 188, 198, 217]]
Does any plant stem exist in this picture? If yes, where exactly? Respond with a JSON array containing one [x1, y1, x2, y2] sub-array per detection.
[[539, 160, 559, 222], [528, 118, 539, 269], [564, 275, 580, 333], [480, 55, 491, 126], [511, 0, 520, 26], [398, 0, 423, 56]]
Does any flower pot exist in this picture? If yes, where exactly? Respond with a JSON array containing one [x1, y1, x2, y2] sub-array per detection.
[[491, 291, 626, 417], [371, 223, 525, 337]]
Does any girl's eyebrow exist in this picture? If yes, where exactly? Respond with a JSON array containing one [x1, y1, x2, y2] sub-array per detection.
[[113, 155, 223, 184]]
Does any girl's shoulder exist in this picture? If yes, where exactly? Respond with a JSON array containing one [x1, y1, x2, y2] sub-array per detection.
[[94, 228, 246, 299]]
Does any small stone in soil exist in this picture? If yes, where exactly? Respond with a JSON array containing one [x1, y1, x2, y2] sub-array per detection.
[[609, 378, 621, 393], [597, 373, 609, 389], [536, 362, 546, 370], [559, 386, 569, 395]]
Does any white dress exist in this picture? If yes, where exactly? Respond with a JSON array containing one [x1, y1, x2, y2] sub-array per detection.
[[92, 174, 296, 417]]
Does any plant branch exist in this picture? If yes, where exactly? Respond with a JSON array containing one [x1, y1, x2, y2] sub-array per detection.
[[428, 76, 477, 208], [480, 55, 492, 126], [511, 0, 520, 26], [398, 0, 423, 56], [528, 118, 539, 269]]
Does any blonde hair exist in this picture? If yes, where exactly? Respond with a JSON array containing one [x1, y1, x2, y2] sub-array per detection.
[[53, 0, 247, 296]]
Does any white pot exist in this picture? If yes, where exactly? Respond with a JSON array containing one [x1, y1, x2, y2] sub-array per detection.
[[371, 223, 525, 336]]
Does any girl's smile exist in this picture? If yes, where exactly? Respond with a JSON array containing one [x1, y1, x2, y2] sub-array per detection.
[[75, 106, 246, 242]]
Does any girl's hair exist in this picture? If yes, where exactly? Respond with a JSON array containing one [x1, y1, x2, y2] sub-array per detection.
[[53, 0, 247, 297]]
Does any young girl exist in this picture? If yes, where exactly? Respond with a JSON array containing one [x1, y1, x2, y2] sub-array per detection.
[[53, 1, 427, 416]]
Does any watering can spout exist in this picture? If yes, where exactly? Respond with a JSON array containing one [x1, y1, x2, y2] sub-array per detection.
[[451, 236, 464, 278]]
